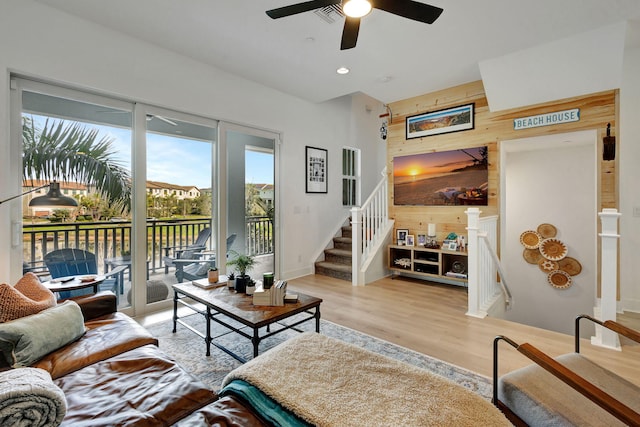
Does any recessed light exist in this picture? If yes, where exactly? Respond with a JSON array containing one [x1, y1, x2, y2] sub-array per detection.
[[336, 67, 350, 75]]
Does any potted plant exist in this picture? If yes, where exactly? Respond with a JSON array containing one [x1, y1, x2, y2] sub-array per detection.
[[227, 251, 255, 293], [207, 266, 219, 283]]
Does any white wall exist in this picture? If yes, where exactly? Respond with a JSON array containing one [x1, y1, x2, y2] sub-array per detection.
[[0, 0, 384, 283], [480, 22, 626, 112], [620, 20, 640, 312], [501, 132, 597, 336], [483, 19, 640, 315]]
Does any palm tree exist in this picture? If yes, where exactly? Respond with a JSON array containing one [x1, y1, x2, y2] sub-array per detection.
[[22, 116, 131, 212]]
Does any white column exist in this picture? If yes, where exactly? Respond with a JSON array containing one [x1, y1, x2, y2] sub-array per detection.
[[465, 208, 481, 317], [593, 209, 621, 350]]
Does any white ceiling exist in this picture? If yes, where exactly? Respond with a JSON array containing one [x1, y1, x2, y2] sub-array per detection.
[[34, 0, 640, 104]]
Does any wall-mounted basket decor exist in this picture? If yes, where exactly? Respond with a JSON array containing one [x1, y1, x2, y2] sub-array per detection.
[[520, 223, 581, 290]]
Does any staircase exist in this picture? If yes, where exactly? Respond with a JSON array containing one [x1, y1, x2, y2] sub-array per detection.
[[314, 224, 352, 282]]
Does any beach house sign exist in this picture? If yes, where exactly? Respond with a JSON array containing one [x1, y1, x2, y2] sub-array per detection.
[[513, 109, 580, 130]]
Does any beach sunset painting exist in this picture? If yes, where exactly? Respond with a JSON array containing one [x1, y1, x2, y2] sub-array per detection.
[[393, 146, 488, 206]]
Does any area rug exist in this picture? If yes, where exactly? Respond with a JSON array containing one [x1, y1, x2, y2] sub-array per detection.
[[144, 313, 492, 399]]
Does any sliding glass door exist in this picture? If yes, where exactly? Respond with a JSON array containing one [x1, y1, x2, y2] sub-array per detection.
[[219, 123, 279, 282], [10, 78, 279, 314], [137, 106, 217, 309]]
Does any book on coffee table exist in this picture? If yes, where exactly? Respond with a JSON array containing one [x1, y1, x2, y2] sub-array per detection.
[[192, 276, 228, 289]]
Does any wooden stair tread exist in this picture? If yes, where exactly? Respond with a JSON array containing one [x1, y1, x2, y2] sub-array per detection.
[[333, 236, 352, 243], [315, 261, 351, 272], [325, 248, 352, 257]]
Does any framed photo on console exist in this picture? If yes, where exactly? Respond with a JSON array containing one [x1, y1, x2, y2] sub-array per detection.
[[305, 146, 328, 193], [396, 228, 409, 245]]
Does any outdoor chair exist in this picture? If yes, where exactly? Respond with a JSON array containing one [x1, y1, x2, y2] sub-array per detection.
[[43, 248, 127, 301], [163, 227, 212, 274], [173, 234, 237, 283]]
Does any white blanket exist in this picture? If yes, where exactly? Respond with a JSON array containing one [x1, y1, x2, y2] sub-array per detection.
[[223, 332, 510, 427], [0, 367, 66, 427]]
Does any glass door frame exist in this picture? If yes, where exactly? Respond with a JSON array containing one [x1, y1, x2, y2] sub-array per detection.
[[218, 121, 281, 278], [132, 104, 218, 315], [9, 78, 222, 316], [9, 77, 132, 285]]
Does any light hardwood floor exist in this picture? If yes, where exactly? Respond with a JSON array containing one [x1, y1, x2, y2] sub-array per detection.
[[284, 274, 640, 382], [137, 274, 640, 383]]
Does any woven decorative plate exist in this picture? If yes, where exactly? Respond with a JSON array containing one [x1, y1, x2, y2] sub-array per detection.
[[538, 258, 559, 273], [537, 223, 557, 239], [547, 270, 572, 289], [520, 230, 542, 249], [523, 248, 543, 264], [539, 238, 568, 261], [558, 257, 582, 276]]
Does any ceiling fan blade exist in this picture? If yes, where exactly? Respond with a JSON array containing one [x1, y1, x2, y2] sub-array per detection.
[[373, 0, 443, 24], [146, 114, 177, 126], [340, 17, 361, 50], [266, 0, 340, 19]]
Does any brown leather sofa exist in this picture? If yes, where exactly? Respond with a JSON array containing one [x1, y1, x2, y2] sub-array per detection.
[[1, 292, 268, 426]]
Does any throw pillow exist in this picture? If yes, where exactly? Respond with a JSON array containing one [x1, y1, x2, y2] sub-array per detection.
[[0, 300, 86, 368], [0, 273, 56, 323]]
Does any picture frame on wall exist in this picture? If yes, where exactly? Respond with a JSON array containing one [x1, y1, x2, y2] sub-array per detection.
[[406, 103, 474, 139], [305, 146, 328, 193]]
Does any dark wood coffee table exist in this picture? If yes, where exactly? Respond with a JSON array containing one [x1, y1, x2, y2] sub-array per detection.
[[172, 282, 322, 362]]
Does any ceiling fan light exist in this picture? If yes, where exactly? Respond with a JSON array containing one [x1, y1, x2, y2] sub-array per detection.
[[343, 0, 372, 18]]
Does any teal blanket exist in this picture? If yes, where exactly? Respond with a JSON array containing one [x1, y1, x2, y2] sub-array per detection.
[[219, 379, 312, 427]]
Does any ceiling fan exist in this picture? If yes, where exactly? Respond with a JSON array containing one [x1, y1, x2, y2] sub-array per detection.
[[266, 0, 443, 50]]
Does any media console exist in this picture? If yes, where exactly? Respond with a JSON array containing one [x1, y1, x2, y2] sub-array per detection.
[[388, 245, 468, 285]]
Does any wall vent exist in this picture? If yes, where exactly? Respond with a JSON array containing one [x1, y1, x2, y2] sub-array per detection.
[[313, 5, 344, 24]]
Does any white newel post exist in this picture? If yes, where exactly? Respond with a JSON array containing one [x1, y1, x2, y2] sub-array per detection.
[[465, 208, 481, 317], [351, 207, 362, 286], [593, 208, 621, 350]]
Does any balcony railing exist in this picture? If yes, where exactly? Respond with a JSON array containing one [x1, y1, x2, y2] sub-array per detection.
[[22, 217, 274, 275]]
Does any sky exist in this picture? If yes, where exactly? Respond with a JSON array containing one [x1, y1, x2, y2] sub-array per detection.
[[393, 147, 484, 178], [29, 115, 273, 189]]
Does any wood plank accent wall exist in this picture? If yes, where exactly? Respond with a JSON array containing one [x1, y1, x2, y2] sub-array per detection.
[[387, 80, 618, 246]]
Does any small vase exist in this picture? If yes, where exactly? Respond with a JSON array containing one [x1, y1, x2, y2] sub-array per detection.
[[208, 269, 219, 283]]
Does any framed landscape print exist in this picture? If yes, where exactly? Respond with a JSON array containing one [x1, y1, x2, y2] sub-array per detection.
[[406, 103, 474, 139], [305, 146, 327, 193]]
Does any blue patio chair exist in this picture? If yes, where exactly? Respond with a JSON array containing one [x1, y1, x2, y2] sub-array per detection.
[[163, 227, 212, 274], [174, 233, 237, 283], [43, 248, 126, 301]]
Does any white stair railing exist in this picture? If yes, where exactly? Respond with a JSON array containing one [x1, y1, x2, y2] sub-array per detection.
[[466, 208, 508, 318], [592, 208, 621, 350], [351, 168, 388, 286]]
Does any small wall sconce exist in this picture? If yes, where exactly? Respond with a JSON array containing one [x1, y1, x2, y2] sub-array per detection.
[[603, 123, 615, 161]]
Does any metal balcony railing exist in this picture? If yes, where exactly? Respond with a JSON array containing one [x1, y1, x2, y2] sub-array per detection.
[[22, 217, 274, 275]]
